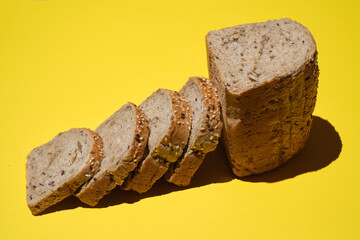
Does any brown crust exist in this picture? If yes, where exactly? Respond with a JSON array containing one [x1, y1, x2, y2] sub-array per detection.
[[166, 151, 205, 186], [122, 156, 169, 193], [75, 171, 115, 207], [225, 53, 318, 176], [122, 89, 192, 193], [165, 77, 223, 186], [75, 103, 149, 206], [28, 128, 104, 215], [207, 27, 319, 177]]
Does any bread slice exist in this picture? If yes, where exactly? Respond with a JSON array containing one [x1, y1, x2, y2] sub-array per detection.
[[165, 77, 222, 186], [122, 89, 192, 193], [206, 18, 319, 177], [76, 102, 149, 206], [26, 128, 103, 215]]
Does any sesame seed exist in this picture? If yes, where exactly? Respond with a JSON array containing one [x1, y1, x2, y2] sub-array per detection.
[[210, 136, 214, 140]]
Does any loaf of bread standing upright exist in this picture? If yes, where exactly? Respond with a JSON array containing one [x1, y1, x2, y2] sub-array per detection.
[[206, 18, 319, 177]]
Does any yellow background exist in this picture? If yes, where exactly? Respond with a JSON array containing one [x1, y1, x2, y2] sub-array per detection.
[[1, 0, 359, 239]]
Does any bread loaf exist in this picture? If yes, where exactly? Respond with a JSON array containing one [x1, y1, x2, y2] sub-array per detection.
[[206, 18, 319, 176]]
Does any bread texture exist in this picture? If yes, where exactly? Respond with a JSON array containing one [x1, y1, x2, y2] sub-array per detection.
[[122, 89, 192, 193], [165, 77, 222, 186], [206, 18, 319, 177], [26, 128, 103, 215], [76, 102, 149, 206]]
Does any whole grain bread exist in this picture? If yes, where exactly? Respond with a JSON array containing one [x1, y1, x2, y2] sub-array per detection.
[[206, 18, 319, 177], [76, 102, 149, 206], [165, 77, 222, 186], [26, 128, 103, 215], [122, 89, 192, 193]]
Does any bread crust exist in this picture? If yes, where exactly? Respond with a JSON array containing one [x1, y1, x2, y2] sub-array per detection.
[[206, 20, 319, 177], [75, 171, 115, 207], [122, 89, 192, 193], [76, 103, 149, 206], [165, 77, 223, 186], [27, 128, 103, 215]]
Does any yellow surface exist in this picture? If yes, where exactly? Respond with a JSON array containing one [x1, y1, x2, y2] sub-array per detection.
[[1, 0, 359, 239]]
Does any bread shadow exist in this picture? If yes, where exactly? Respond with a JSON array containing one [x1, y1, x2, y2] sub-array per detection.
[[241, 116, 342, 183], [39, 141, 234, 214], [40, 116, 341, 215]]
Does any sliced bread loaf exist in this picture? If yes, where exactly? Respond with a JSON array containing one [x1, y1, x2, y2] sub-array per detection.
[[26, 128, 103, 215], [165, 77, 222, 186], [76, 102, 149, 206], [122, 89, 192, 193], [206, 18, 319, 177]]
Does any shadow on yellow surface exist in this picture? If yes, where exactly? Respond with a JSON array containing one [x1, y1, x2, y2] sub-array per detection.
[[40, 116, 341, 215]]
